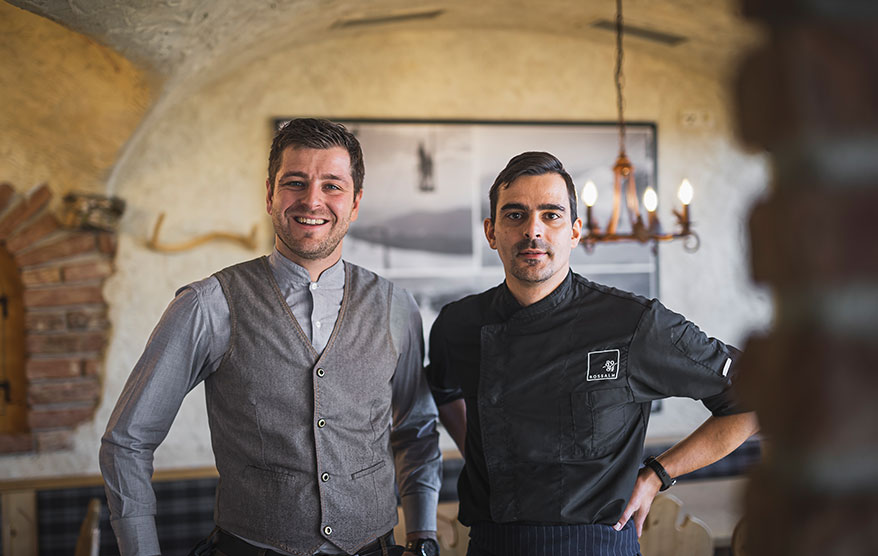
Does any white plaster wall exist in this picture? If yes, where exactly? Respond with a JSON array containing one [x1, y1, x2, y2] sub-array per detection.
[[0, 28, 771, 477]]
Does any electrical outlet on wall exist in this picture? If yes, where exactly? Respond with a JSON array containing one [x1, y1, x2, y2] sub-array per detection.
[[679, 109, 715, 129]]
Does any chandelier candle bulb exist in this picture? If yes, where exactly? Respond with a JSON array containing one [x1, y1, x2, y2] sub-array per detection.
[[582, 180, 599, 232], [643, 187, 658, 231], [677, 179, 694, 226]]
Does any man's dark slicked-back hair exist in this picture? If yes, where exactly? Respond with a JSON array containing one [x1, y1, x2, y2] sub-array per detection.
[[267, 118, 365, 197], [488, 151, 578, 223]]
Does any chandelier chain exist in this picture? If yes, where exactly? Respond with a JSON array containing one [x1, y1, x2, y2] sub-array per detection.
[[615, 0, 626, 156]]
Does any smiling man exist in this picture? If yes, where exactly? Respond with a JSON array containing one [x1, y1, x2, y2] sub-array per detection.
[[426, 151, 758, 556], [101, 119, 441, 556]]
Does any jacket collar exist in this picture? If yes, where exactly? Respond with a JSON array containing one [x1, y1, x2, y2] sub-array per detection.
[[491, 269, 574, 324]]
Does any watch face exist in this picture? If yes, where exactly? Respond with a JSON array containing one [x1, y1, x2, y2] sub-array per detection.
[[421, 538, 439, 556], [408, 538, 439, 556]]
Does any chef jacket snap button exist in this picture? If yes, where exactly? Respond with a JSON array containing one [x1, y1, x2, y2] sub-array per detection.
[[321, 472, 330, 482], [317, 419, 326, 428]]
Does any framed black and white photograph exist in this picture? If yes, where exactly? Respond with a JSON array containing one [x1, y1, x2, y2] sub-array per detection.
[[275, 118, 659, 331]]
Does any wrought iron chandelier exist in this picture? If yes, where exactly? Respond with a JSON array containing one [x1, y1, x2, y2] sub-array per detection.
[[581, 0, 698, 252]]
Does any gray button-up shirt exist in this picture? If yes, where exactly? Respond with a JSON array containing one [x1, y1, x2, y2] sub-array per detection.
[[101, 250, 440, 555]]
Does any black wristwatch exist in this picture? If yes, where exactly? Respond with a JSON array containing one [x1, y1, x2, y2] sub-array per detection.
[[405, 538, 440, 556], [643, 456, 676, 491]]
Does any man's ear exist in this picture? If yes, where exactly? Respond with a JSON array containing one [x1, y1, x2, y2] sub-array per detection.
[[483, 218, 497, 250], [349, 189, 364, 222], [570, 217, 583, 248], [265, 178, 274, 215]]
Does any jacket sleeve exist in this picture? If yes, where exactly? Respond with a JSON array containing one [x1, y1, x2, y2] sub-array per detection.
[[424, 307, 466, 405], [626, 299, 747, 416]]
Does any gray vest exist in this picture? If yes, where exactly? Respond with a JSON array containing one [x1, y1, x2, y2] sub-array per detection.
[[208, 257, 399, 555]]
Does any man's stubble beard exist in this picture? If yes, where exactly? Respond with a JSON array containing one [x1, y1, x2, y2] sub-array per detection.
[[272, 206, 352, 261], [508, 238, 556, 284]]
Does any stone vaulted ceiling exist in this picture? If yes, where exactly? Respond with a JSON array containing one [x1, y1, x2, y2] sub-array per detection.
[[5, 0, 763, 86]]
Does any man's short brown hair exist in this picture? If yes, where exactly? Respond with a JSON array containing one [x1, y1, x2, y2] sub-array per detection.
[[268, 118, 364, 196], [488, 151, 578, 223]]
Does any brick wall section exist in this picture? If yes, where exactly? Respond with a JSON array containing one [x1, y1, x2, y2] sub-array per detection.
[[736, 1, 878, 554], [0, 185, 118, 454], [27, 376, 101, 405], [0, 184, 51, 240], [0, 183, 16, 212], [64, 259, 114, 282], [23, 284, 105, 308], [25, 358, 84, 379], [15, 234, 98, 267], [21, 265, 63, 286], [25, 311, 67, 332], [5, 211, 59, 253], [34, 429, 75, 452], [0, 432, 33, 453], [28, 406, 95, 429]]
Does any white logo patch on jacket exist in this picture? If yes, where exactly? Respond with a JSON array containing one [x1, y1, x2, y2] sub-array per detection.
[[586, 349, 621, 381]]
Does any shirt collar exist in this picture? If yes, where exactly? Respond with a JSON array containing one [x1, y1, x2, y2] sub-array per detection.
[[267, 249, 345, 289]]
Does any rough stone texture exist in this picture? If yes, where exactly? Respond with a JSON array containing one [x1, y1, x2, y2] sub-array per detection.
[[0, 2, 156, 200], [4, 0, 761, 85], [735, 1, 878, 554]]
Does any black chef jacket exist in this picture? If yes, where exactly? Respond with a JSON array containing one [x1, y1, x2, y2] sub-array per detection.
[[426, 270, 745, 527]]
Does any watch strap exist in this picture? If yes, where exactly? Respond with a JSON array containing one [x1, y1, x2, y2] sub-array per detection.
[[644, 456, 676, 491]]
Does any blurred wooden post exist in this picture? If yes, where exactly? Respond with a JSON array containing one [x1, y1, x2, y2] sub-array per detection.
[[735, 1, 878, 554]]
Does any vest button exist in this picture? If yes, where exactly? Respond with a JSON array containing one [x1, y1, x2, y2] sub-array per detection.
[[317, 419, 326, 428], [321, 472, 330, 482], [324, 525, 332, 535], [316, 368, 325, 377]]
